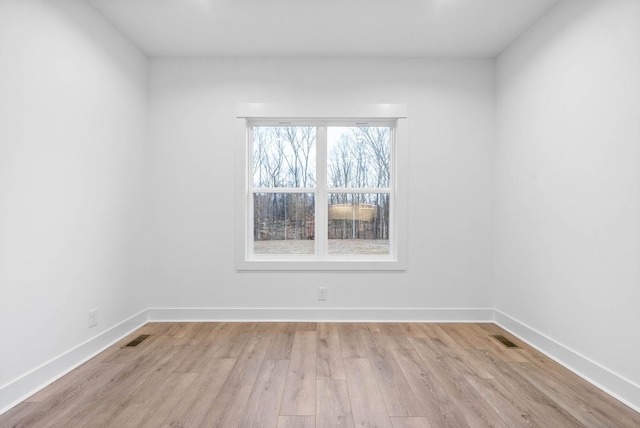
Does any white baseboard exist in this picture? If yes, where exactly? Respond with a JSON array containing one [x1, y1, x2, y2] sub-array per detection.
[[494, 310, 640, 413], [0, 309, 148, 415], [146, 307, 495, 322]]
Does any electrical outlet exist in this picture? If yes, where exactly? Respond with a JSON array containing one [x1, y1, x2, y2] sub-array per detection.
[[89, 308, 98, 328], [318, 287, 328, 301]]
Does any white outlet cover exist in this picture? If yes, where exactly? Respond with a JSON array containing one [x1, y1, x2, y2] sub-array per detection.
[[89, 309, 98, 327]]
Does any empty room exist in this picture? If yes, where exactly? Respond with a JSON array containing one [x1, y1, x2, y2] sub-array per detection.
[[1, 0, 639, 426]]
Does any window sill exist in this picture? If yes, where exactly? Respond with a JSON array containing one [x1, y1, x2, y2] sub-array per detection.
[[236, 258, 407, 272]]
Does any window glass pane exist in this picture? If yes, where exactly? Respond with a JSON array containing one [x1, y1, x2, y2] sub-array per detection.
[[253, 192, 315, 254], [327, 127, 390, 188], [252, 126, 316, 188], [327, 193, 389, 255]]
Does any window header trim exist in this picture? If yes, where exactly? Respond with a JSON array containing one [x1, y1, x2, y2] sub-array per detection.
[[237, 103, 408, 119]]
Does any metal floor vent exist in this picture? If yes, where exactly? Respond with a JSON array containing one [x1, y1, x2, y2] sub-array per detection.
[[125, 334, 151, 347], [491, 334, 519, 349]]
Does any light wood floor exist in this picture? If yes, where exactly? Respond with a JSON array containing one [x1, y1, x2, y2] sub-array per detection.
[[2, 322, 639, 427]]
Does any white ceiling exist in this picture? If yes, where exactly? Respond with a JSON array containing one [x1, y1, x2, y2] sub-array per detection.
[[87, 0, 561, 58]]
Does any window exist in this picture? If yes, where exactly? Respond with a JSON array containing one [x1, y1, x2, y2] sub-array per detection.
[[236, 104, 407, 271]]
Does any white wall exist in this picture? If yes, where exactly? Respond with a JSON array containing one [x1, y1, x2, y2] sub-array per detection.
[[0, 0, 148, 401], [495, 0, 640, 404], [147, 58, 495, 314], [5, 0, 638, 415]]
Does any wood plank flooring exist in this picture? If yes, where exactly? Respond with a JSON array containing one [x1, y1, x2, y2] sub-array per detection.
[[2, 322, 639, 427]]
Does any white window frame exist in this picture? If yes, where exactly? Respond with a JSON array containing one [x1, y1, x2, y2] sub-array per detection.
[[235, 103, 408, 271]]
